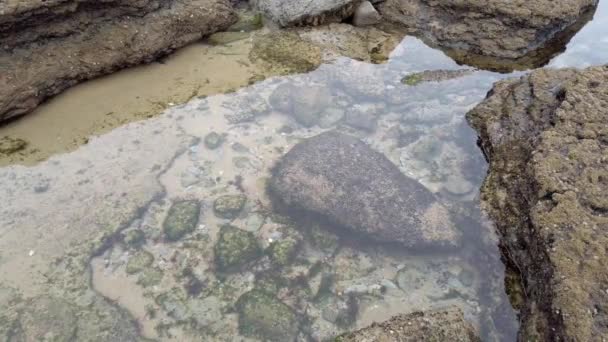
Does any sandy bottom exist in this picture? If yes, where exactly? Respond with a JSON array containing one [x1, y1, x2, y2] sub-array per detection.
[[0, 38, 265, 167]]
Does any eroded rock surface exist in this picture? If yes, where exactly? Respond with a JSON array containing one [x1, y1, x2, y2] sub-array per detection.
[[0, 0, 237, 122], [379, 0, 598, 71], [268, 131, 460, 248], [251, 0, 362, 27], [467, 66, 608, 340], [337, 307, 480, 341]]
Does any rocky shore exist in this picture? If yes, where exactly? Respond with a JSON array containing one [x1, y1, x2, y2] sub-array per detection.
[[0, 0, 237, 122], [467, 66, 608, 340], [379, 0, 599, 71]]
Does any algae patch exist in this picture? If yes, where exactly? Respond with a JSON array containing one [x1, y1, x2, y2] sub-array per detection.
[[250, 32, 322, 75], [214, 225, 261, 271], [163, 200, 201, 241]]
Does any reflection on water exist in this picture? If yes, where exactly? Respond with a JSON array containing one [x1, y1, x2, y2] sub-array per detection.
[[1, 3, 607, 341]]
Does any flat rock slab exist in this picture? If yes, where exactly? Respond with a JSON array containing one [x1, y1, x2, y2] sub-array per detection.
[[467, 65, 608, 340], [268, 131, 460, 248], [251, 0, 362, 26], [0, 0, 237, 122], [338, 307, 480, 341], [378, 0, 598, 70]]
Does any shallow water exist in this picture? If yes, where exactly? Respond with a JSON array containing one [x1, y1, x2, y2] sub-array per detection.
[[1, 2, 607, 341]]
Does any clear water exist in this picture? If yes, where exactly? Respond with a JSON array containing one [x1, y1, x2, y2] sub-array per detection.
[[0, 2, 607, 341]]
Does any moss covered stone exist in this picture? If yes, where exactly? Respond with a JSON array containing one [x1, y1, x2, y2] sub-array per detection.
[[208, 31, 251, 45], [0, 136, 27, 155], [137, 267, 164, 287], [401, 73, 423, 86], [213, 194, 246, 219], [126, 250, 154, 274], [236, 289, 299, 341], [250, 32, 322, 75], [266, 228, 301, 266], [214, 225, 261, 271], [227, 12, 263, 32], [163, 200, 200, 241], [204, 132, 224, 150]]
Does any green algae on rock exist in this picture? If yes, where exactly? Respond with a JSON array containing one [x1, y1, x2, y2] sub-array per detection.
[[266, 228, 302, 266], [401, 69, 475, 86], [250, 32, 322, 75], [236, 289, 299, 341], [214, 225, 261, 271], [204, 131, 225, 150], [467, 65, 608, 341], [208, 31, 251, 45], [227, 12, 264, 32], [137, 267, 164, 288], [213, 194, 247, 219], [126, 250, 154, 275], [163, 200, 201, 241], [0, 136, 27, 155], [122, 229, 146, 248]]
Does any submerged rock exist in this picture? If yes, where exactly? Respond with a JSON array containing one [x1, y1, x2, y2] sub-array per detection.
[[0, 0, 238, 122], [250, 32, 322, 75], [269, 83, 332, 127], [268, 131, 460, 248], [379, 0, 597, 71], [126, 250, 154, 274], [338, 306, 479, 341], [467, 66, 608, 341], [213, 194, 247, 219], [251, 0, 361, 27], [204, 132, 224, 150], [163, 200, 201, 241], [0, 137, 27, 155], [401, 69, 475, 86], [214, 225, 262, 271], [236, 289, 300, 341]]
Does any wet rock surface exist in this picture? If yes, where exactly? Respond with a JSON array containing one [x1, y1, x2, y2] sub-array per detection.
[[338, 306, 480, 341], [269, 131, 460, 248], [251, 0, 362, 27], [0, 0, 237, 122], [379, 0, 598, 71], [467, 66, 608, 341]]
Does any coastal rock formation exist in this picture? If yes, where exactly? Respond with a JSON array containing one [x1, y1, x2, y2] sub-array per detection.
[[338, 307, 480, 341], [0, 0, 237, 122], [379, 0, 598, 71], [467, 66, 608, 340], [251, 0, 362, 27], [268, 131, 460, 248]]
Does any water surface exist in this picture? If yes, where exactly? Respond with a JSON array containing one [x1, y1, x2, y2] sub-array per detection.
[[1, 3, 607, 341]]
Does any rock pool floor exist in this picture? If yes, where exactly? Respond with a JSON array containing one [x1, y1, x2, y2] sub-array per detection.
[[1, 2, 607, 340]]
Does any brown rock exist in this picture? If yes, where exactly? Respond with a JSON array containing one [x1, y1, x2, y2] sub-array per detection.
[[378, 0, 598, 71], [0, 0, 237, 122], [467, 65, 608, 340], [338, 307, 480, 341], [268, 131, 460, 249]]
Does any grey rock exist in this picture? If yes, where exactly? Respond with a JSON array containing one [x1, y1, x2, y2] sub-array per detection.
[[343, 102, 384, 132], [378, 0, 597, 71], [204, 132, 224, 150], [353, 1, 381, 26], [251, 0, 362, 27], [269, 83, 332, 127], [338, 307, 480, 341], [269, 131, 460, 248]]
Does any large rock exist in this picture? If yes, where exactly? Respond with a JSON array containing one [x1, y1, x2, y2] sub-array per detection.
[[467, 66, 608, 341], [378, 0, 598, 71], [0, 0, 237, 122], [251, 0, 362, 27], [338, 307, 480, 341], [268, 131, 460, 248]]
